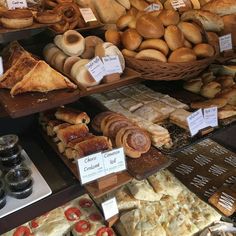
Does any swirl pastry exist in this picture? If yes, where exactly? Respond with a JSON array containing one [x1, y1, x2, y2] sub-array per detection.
[[91, 111, 114, 133]]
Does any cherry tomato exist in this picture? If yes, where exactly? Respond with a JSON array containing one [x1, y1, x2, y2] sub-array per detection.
[[30, 219, 38, 229], [89, 212, 102, 222], [79, 198, 93, 208], [64, 207, 81, 221], [74, 220, 91, 233], [96, 227, 114, 236], [13, 226, 33, 236]]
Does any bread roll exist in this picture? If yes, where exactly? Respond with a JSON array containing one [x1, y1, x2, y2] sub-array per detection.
[[116, 14, 135, 30], [168, 47, 197, 63], [191, 98, 227, 109], [53, 51, 68, 72], [164, 25, 185, 51], [81, 36, 103, 59], [136, 14, 164, 39], [71, 59, 99, 88], [158, 10, 179, 26], [216, 75, 235, 88], [181, 10, 224, 32], [63, 56, 80, 75], [183, 78, 203, 93], [43, 44, 60, 63], [206, 32, 220, 53], [127, 7, 138, 16], [139, 39, 169, 56], [115, 0, 131, 9], [200, 81, 221, 98], [122, 49, 137, 57], [184, 40, 192, 48], [121, 28, 142, 51], [95, 42, 125, 71], [178, 22, 202, 44], [135, 49, 167, 62], [193, 43, 215, 58], [54, 30, 85, 56], [105, 29, 121, 47], [130, 0, 149, 10], [202, 0, 236, 16], [217, 88, 236, 105]]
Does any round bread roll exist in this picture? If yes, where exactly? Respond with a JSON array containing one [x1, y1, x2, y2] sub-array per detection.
[[81, 36, 103, 59], [50, 50, 67, 71], [105, 29, 121, 47], [193, 43, 215, 58], [130, 0, 149, 10], [128, 17, 137, 29], [216, 75, 235, 89], [184, 78, 203, 93], [135, 49, 167, 62], [121, 28, 142, 51], [116, 0, 131, 9], [54, 30, 85, 57], [168, 47, 197, 63], [1, 9, 33, 29], [178, 22, 202, 44], [95, 42, 125, 71], [116, 14, 135, 30], [63, 56, 80, 75], [136, 14, 164, 39], [127, 7, 138, 16], [122, 49, 137, 57], [184, 40, 192, 48], [200, 81, 221, 98], [35, 10, 62, 24], [164, 25, 185, 51], [139, 39, 169, 56], [71, 59, 99, 88], [43, 43, 60, 63], [158, 10, 179, 26]]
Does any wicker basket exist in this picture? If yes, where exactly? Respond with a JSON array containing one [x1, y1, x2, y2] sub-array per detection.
[[124, 56, 216, 81]]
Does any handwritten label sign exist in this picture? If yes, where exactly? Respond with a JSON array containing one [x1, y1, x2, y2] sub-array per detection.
[[171, 0, 186, 10], [219, 34, 233, 52], [204, 107, 218, 128], [101, 197, 119, 220], [0, 57, 3, 76], [6, 0, 27, 9], [187, 109, 206, 136], [79, 8, 97, 22], [102, 55, 122, 75], [76, 148, 126, 185], [86, 56, 105, 82], [145, 3, 161, 12]]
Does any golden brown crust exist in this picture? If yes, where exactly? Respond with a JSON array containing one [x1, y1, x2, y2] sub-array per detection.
[[2, 9, 32, 19], [35, 11, 62, 24]]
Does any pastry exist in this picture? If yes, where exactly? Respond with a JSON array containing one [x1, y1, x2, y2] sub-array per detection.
[[55, 107, 90, 124], [216, 75, 235, 89], [218, 104, 236, 119], [191, 98, 228, 109], [10, 61, 77, 96], [159, 96, 189, 110], [201, 72, 216, 84], [169, 108, 192, 130], [116, 14, 135, 30], [217, 88, 236, 105], [200, 81, 221, 98], [183, 78, 203, 94], [91, 111, 114, 133], [119, 98, 143, 112]]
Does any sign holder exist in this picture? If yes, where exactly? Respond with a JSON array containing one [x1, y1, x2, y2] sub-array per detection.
[[103, 73, 121, 83], [96, 173, 118, 190], [105, 214, 119, 227]]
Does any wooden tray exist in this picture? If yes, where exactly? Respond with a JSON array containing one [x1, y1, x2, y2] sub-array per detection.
[[41, 132, 133, 198], [0, 89, 80, 118], [0, 23, 50, 43], [79, 68, 142, 97]]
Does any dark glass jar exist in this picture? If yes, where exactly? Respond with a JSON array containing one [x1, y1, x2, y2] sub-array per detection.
[[0, 135, 19, 157]]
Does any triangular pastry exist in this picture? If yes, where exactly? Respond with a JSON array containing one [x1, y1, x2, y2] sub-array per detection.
[[10, 60, 77, 96]]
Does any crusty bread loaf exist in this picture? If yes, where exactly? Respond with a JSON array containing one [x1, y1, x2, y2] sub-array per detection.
[[121, 28, 142, 51], [168, 47, 197, 63], [193, 43, 215, 58], [122, 49, 137, 57], [135, 49, 167, 62], [139, 39, 169, 56], [158, 9, 180, 26]]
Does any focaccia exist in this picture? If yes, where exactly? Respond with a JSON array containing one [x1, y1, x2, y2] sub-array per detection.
[[119, 98, 143, 112], [169, 108, 192, 130]]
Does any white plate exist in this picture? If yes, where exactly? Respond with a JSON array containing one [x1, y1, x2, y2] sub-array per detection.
[[0, 150, 52, 218]]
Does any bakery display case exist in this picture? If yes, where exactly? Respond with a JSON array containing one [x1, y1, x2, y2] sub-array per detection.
[[0, 0, 236, 235]]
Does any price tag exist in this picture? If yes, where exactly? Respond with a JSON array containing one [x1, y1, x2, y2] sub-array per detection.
[[187, 109, 206, 136], [0, 57, 3, 76], [101, 197, 119, 220], [203, 107, 218, 128], [6, 0, 27, 9], [79, 8, 97, 23], [77, 152, 105, 185], [145, 3, 160, 12], [102, 148, 126, 175], [219, 34, 233, 52], [86, 56, 105, 83], [171, 0, 186, 10], [102, 55, 123, 75]]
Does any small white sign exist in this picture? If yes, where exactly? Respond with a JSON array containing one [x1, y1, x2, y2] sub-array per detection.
[[0, 57, 3, 76], [86, 56, 105, 82], [219, 34, 233, 52], [171, 0, 186, 10], [187, 109, 206, 136], [79, 8, 97, 23], [145, 3, 161, 12], [204, 107, 218, 128], [6, 0, 27, 9], [101, 197, 119, 220], [103, 148, 126, 174], [77, 152, 105, 185], [102, 55, 123, 76]]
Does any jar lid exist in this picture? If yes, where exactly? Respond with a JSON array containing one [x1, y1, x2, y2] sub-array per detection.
[[0, 135, 19, 151]]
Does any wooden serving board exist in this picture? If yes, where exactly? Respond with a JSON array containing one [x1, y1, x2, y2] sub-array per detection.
[[41, 132, 133, 198], [0, 89, 80, 118]]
